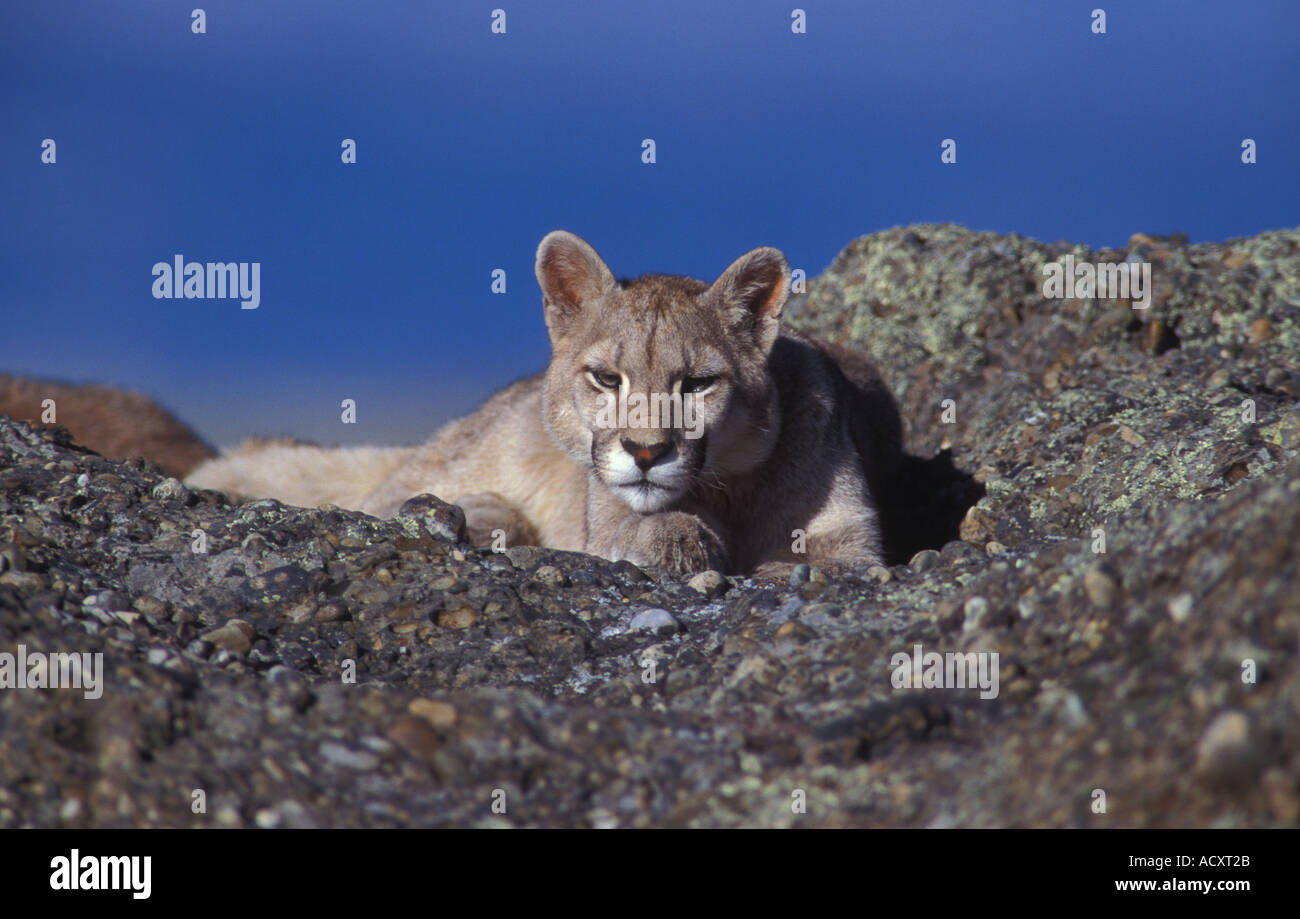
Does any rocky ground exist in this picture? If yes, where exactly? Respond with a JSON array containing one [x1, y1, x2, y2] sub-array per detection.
[[2, 224, 1298, 827]]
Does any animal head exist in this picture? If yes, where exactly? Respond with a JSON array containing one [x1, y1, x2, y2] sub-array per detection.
[[536, 230, 790, 513]]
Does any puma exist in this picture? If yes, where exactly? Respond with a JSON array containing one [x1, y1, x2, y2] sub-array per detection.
[[187, 231, 902, 576]]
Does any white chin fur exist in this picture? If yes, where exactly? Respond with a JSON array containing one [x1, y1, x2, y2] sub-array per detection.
[[611, 481, 683, 513]]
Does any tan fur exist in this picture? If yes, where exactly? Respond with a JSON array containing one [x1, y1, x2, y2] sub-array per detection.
[[187, 232, 902, 576], [0, 374, 216, 478]]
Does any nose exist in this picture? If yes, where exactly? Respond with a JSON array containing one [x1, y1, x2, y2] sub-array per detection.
[[621, 439, 671, 471]]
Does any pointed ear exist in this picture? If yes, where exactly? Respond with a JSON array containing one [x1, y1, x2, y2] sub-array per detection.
[[535, 231, 618, 337], [708, 246, 790, 352]]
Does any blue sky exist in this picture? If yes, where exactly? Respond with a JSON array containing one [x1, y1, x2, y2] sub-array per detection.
[[3, 1, 1297, 446]]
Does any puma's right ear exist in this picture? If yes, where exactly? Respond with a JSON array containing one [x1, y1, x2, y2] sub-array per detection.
[[535, 231, 618, 337]]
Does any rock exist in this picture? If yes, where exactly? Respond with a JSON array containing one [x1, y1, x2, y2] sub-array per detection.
[[387, 715, 442, 758], [1035, 683, 1090, 729], [151, 477, 190, 502], [961, 596, 990, 632], [959, 505, 998, 544], [315, 601, 348, 622], [1246, 318, 1273, 343], [532, 565, 567, 588], [408, 698, 457, 729], [437, 605, 476, 630], [396, 493, 467, 543], [909, 549, 942, 572], [629, 608, 679, 636], [505, 546, 543, 569], [1195, 711, 1260, 788], [1082, 564, 1118, 609], [0, 571, 45, 591], [319, 741, 380, 771], [1262, 411, 1300, 450], [687, 570, 728, 598], [1167, 593, 1194, 623], [866, 565, 891, 583], [203, 619, 255, 655], [2, 222, 1299, 829]]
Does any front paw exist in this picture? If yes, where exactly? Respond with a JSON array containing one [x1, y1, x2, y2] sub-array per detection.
[[618, 512, 727, 576]]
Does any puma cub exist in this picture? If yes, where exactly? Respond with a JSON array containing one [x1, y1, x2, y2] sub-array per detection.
[[187, 231, 901, 576]]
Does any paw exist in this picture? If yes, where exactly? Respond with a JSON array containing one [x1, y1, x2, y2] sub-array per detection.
[[751, 560, 798, 582], [619, 511, 727, 576]]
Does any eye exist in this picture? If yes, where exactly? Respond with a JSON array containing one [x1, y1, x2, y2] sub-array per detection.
[[681, 375, 719, 394], [588, 369, 621, 390]]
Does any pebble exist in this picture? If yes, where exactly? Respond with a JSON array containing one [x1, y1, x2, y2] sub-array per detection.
[[1195, 711, 1259, 788], [387, 715, 442, 758], [909, 551, 941, 571], [203, 619, 255, 655], [1167, 593, 1194, 623], [532, 565, 567, 588], [962, 596, 990, 632], [1247, 318, 1273, 343], [505, 546, 543, 569], [866, 565, 892, 584], [1036, 683, 1090, 728], [132, 594, 167, 618], [959, 505, 998, 543], [408, 698, 457, 729], [286, 602, 317, 623], [0, 571, 45, 591], [319, 741, 380, 771], [629, 608, 679, 636], [314, 601, 348, 623], [437, 606, 476, 629], [151, 477, 189, 502], [1083, 565, 1118, 609], [687, 569, 728, 598], [396, 493, 467, 543]]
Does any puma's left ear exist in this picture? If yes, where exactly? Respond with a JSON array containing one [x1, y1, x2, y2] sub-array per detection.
[[708, 246, 790, 352]]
